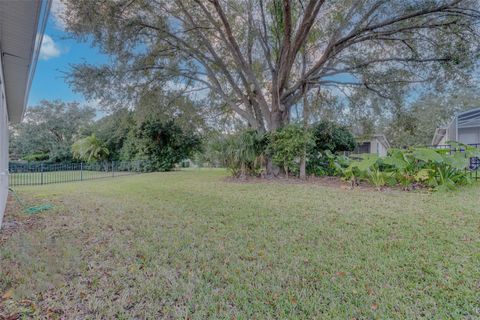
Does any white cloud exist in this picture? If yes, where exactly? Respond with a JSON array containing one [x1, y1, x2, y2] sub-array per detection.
[[51, 0, 67, 30], [39, 34, 61, 60]]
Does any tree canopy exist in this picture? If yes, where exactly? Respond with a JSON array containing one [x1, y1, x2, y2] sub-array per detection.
[[62, 0, 480, 133], [120, 119, 202, 171], [9, 100, 95, 162]]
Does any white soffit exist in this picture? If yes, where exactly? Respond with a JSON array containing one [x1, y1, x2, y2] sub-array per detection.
[[0, 0, 50, 123]]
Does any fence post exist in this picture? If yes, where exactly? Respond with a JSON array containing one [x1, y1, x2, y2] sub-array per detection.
[[112, 161, 115, 177], [40, 163, 44, 185], [80, 162, 83, 181]]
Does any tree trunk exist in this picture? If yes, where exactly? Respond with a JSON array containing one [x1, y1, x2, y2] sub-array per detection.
[[299, 148, 306, 180], [240, 162, 246, 180], [265, 156, 280, 178], [299, 50, 309, 180], [265, 106, 287, 178], [270, 110, 285, 130]]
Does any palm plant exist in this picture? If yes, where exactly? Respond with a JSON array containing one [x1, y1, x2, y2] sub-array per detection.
[[382, 148, 417, 190], [72, 134, 110, 163], [215, 130, 265, 177], [236, 130, 266, 177]]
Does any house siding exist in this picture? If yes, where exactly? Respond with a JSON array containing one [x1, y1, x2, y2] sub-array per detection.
[[370, 139, 388, 157], [458, 127, 480, 145], [355, 138, 389, 156], [0, 55, 8, 227]]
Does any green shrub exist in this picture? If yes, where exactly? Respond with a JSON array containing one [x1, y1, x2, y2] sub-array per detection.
[[382, 148, 419, 190], [307, 150, 351, 176], [269, 124, 314, 178], [408, 146, 477, 190], [311, 120, 356, 153], [120, 120, 201, 171], [307, 121, 356, 175], [343, 144, 480, 191], [209, 129, 266, 177]]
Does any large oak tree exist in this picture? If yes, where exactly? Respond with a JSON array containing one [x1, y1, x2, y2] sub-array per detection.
[[63, 0, 479, 134]]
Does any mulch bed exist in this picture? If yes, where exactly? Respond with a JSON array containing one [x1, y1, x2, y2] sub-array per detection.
[[225, 175, 379, 190], [225, 175, 430, 193]]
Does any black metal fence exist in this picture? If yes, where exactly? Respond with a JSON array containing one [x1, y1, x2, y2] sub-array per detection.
[[8, 160, 151, 187], [430, 143, 480, 151]]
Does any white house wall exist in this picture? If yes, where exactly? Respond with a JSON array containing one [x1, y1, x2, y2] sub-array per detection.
[[368, 139, 388, 157], [0, 1, 48, 229], [0, 56, 7, 227], [458, 127, 480, 145], [379, 142, 388, 157]]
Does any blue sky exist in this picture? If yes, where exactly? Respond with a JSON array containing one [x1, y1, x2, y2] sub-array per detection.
[[28, 1, 108, 107]]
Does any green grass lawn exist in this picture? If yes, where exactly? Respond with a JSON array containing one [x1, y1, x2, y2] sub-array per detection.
[[1, 169, 479, 319]]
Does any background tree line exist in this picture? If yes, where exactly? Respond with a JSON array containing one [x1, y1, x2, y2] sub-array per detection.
[[9, 81, 480, 173], [58, 0, 479, 175], [10, 0, 480, 177], [9, 96, 203, 171]]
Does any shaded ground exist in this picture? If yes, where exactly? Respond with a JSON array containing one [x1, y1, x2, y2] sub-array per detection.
[[226, 175, 383, 190], [1, 169, 479, 319]]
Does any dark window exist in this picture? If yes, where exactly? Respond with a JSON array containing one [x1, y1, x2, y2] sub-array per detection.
[[355, 142, 370, 154]]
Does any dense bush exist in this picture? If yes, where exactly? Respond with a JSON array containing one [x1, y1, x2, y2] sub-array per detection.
[[93, 109, 135, 161], [268, 124, 314, 178], [208, 130, 266, 177], [209, 122, 476, 191], [210, 123, 352, 179], [307, 121, 356, 175], [311, 120, 356, 153], [334, 143, 480, 191], [121, 120, 202, 171]]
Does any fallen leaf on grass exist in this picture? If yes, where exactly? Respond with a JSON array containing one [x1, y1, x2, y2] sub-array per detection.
[[2, 289, 14, 300], [371, 303, 378, 311]]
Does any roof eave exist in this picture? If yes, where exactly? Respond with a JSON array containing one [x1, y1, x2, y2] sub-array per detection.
[[2, 0, 51, 123]]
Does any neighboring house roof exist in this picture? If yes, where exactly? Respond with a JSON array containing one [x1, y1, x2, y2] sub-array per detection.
[[0, 0, 51, 123], [457, 108, 480, 128], [431, 107, 480, 146]]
